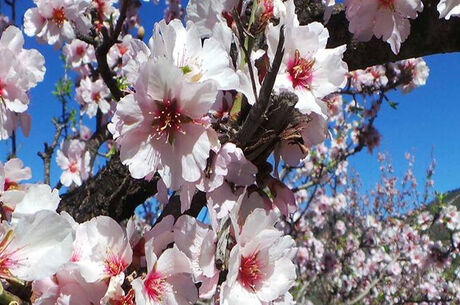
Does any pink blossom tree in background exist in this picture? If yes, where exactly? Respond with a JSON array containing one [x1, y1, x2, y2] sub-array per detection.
[[0, 0, 457, 304]]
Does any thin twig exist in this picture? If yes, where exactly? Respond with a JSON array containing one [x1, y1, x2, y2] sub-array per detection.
[[233, 10, 258, 103], [37, 120, 67, 185]]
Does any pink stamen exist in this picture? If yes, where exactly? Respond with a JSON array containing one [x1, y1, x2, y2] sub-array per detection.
[[238, 253, 263, 290], [104, 252, 128, 277], [287, 50, 315, 90], [144, 271, 166, 302], [51, 7, 66, 27], [151, 98, 188, 144]]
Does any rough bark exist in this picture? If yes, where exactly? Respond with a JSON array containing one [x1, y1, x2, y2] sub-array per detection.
[[58, 155, 158, 222]]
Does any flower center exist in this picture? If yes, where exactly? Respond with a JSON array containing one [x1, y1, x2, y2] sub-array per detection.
[[76, 45, 85, 57], [69, 162, 79, 173], [0, 230, 18, 279], [92, 92, 101, 103], [181, 61, 203, 83], [287, 50, 315, 90], [144, 271, 166, 302], [118, 44, 128, 56], [261, 0, 274, 21], [378, 0, 395, 9], [238, 253, 263, 289], [4, 179, 18, 191], [152, 99, 189, 144], [0, 78, 5, 98], [104, 252, 128, 277], [51, 7, 66, 27]]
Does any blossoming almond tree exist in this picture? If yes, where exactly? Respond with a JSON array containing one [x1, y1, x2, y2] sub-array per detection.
[[0, 0, 457, 304]]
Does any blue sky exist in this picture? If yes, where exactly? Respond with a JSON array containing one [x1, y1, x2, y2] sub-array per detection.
[[1, 1, 460, 198]]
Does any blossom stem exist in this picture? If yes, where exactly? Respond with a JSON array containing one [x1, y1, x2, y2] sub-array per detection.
[[0, 283, 23, 305]]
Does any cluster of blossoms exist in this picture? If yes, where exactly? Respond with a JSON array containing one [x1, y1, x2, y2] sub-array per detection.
[[0, 0, 457, 303], [0, 157, 299, 305], [56, 138, 91, 187], [0, 26, 45, 139], [345, 0, 460, 53], [278, 67, 460, 302]]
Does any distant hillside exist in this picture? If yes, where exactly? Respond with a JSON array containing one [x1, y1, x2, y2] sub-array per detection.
[[440, 188, 460, 208]]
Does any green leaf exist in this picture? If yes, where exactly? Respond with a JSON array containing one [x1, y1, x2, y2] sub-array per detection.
[[106, 145, 116, 159], [229, 93, 242, 121], [387, 100, 399, 110]]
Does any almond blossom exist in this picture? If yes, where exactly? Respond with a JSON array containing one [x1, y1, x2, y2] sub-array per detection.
[[76, 77, 111, 118], [345, 0, 424, 54], [194, 142, 257, 194], [0, 26, 46, 93], [0, 158, 33, 215], [131, 242, 198, 305], [437, 0, 460, 19], [10, 184, 60, 221], [149, 19, 239, 91], [31, 264, 108, 305], [1, 158, 32, 191], [185, 0, 240, 37], [221, 208, 296, 305], [24, 0, 91, 47], [173, 215, 218, 298], [391, 57, 429, 93], [72, 216, 133, 283], [56, 139, 90, 187], [109, 59, 219, 189], [267, 10, 348, 117], [62, 39, 96, 73], [0, 26, 45, 139], [275, 112, 329, 166], [0, 210, 74, 281]]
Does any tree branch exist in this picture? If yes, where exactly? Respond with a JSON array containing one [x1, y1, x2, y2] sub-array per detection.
[[298, 0, 460, 70], [37, 119, 66, 185], [58, 0, 460, 225], [58, 154, 158, 222]]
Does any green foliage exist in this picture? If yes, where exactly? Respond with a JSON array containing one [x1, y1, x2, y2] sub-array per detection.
[[387, 100, 399, 110], [117, 77, 129, 92], [106, 145, 116, 159], [52, 77, 72, 100], [69, 109, 77, 129]]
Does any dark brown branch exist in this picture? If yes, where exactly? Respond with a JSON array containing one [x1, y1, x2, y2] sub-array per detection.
[[297, 0, 460, 70], [58, 154, 158, 222], [155, 191, 207, 225], [94, 0, 130, 101], [37, 120, 66, 185], [86, 123, 112, 169], [236, 26, 285, 148]]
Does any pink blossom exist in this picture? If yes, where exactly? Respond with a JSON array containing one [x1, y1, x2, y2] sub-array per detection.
[[221, 208, 296, 305], [173, 215, 218, 298], [63, 39, 95, 72], [73, 216, 133, 283], [150, 19, 240, 91], [109, 59, 219, 189], [131, 242, 197, 305], [267, 3, 348, 116], [31, 264, 107, 305], [76, 77, 111, 118], [24, 0, 91, 47], [267, 177, 297, 216], [0, 210, 74, 281], [56, 139, 91, 187], [345, 0, 423, 54], [0, 27, 45, 139], [437, 0, 460, 19]]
